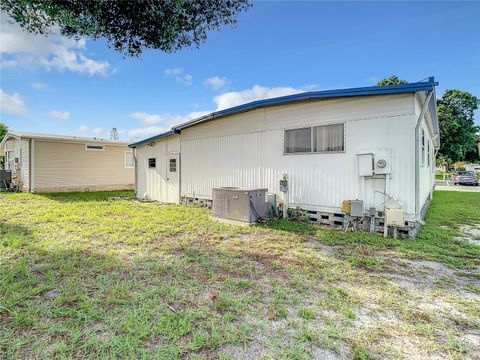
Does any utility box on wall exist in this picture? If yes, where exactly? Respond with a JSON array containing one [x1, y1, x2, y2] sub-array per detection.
[[357, 153, 373, 177], [374, 156, 392, 175], [385, 208, 405, 227]]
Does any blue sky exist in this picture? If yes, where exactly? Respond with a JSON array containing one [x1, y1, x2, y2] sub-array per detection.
[[1, 1, 479, 141]]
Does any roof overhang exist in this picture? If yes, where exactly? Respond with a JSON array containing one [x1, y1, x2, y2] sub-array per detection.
[[128, 77, 439, 148], [128, 130, 177, 148], [1, 131, 130, 147], [0, 132, 20, 149]]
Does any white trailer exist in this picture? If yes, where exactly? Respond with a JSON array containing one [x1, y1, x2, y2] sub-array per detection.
[[130, 78, 439, 237]]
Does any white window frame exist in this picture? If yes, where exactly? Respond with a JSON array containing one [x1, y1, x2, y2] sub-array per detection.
[[124, 151, 134, 168], [85, 144, 105, 151], [284, 122, 345, 155], [421, 128, 426, 167]]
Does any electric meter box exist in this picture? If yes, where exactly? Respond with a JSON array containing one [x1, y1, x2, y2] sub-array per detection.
[[374, 156, 392, 175]]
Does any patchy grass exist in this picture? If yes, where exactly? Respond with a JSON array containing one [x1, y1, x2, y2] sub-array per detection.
[[265, 191, 480, 269], [1, 190, 479, 359]]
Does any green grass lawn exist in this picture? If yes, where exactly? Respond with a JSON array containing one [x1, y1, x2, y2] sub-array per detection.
[[1, 190, 479, 359]]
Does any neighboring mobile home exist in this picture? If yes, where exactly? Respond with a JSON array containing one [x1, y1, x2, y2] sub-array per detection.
[[129, 79, 439, 237], [0, 131, 134, 192]]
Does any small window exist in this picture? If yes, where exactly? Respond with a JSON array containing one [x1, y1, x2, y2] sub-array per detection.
[[85, 144, 105, 151], [148, 158, 156, 168], [169, 158, 177, 172], [285, 128, 311, 153], [427, 141, 430, 167], [313, 124, 344, 152], [124, 152, 134, 168]]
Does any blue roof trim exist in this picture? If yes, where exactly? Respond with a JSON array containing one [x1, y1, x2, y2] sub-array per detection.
[[129, 77, 438, 147], [128, 130, 176, 148]]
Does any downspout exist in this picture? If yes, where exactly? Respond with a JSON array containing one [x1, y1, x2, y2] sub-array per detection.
[[414, 90, 434, 223]]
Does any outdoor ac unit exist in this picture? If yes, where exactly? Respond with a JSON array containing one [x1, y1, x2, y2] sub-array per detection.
[[212, 187, 268, 224]]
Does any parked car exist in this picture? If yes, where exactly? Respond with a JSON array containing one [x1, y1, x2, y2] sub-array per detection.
[[453, 171, 479, 186]]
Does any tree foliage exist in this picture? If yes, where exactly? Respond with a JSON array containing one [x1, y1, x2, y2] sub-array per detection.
[[376, 75, 408, 86], [0, 123, 7, 143], [437, 90, 479, 163], [0, 0, 251, 57], [0, 123, 8, 169]]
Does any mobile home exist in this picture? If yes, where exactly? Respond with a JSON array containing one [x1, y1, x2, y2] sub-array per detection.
[[129, 79, 439, 237], [0, 131, 135, 192]]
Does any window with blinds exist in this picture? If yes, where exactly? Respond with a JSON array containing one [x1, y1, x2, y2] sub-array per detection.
[[284, 123, 344, 154], [313, 124, 344, 152], [284, 127, 311, 153]]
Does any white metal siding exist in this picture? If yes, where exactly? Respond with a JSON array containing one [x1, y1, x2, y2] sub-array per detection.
[[135, 137, 168, 200], [180, 94, 417, 217], [415, 96, 436, 210]]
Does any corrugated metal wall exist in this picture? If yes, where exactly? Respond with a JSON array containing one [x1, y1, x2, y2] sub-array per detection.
[[179, 94, 418, 217], [135, 94, 425, 219], [135, 135, 180, 201]]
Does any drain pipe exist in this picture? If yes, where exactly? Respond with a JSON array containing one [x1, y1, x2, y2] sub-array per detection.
[[414, 90, 434, 222]]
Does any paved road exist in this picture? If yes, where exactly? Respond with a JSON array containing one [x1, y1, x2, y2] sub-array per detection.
[[436, 182, 480, 192]]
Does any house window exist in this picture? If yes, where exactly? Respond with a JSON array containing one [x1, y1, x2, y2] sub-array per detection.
[[285, 128, 311, 153], [85, 144, 105, 151], [169, 158, 177, 172], [124, 152, 134, 168], [285, 123, 345, 154], [148, 158, 156, 168], [427, 141, 430, 167], [421, 129, 425, 166], [313, 124, 344, 152]]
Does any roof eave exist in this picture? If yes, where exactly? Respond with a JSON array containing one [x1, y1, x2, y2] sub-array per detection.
[[130, 78, 439, 145], [128, 130, 176, 148], [173, 80, 438, 131]]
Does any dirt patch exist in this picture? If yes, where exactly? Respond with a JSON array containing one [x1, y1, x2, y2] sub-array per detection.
[[456, 224, 480, 246], [220, 342, 268, 359], [375, 258, 480, 300]]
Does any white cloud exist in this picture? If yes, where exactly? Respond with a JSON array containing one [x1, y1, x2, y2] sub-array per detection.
[[204, 76, 229, 91], [128, 110, 209, 139], [213, 85, 303, 111], [164, 67, 193, 85], [92, 127, 103, 134], [31, 82, 48, 90], [48, 110, 70, 120], [0, 15, 111, 76], [0, 89, 27, 116], [128, 126, 167, 139], [79, 125, 89, 132], [127, 84, 308, 141]]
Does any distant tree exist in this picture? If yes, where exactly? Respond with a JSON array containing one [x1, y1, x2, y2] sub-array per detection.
[[0, 0, 252, 57], [376, 75, 408, 86], [437, 90, 480, 163], [0, 123, 7, 143], [0, 122, 8, 169], [110, 127, 119, 140]]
